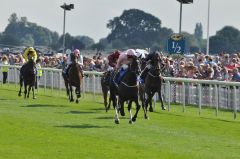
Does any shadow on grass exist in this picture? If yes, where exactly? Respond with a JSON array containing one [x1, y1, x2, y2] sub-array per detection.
[[90, 108, 105, 111], [0, 98, 11, 101], [199, 117, 240, 124], [152, 109, 239, 123], [21, 104, 66, 108], [65, 111, 95, 114], [94, 116, 113, 120], [56, 124, 112, 129]]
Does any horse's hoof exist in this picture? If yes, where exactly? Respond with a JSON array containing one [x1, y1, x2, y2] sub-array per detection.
[[149, 107, 154, 112], [129, 120, 133, 124], [76, 100, 79, 104], [33, 97, 37, 99], [115, 120, 119, 124], [162, 106, 166, 110], [144, 115, 149, 120], [18, 93, 22, 97], [105, 107, 108, 112], [70, 99, 74, 102], [132, 117, 136, 122], [120, 112, 125, 117]]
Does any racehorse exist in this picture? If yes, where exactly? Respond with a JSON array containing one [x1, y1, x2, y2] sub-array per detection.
[[114, 57, 141, 124], [138, 58, 147, 112], [18, 58, 36, 99], [64, 54, 83, 103], [143, 54, 166, 119], [100, 71, 112, 112]]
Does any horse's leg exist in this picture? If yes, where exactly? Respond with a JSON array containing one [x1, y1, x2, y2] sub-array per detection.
[[119, 97, 125, 117], [75, 86, 80, 103], [27, 86, 31, 98], [132, 97, 141, 122], [107, 90, 111, 111], [24, 83, 27, 99], [114, 101, 120, 124], [62, 74, 69, 96], [65, 81, 69, 96], [69, 85, 74, 102], [139, 85, 148, 119], [158, 89, 166, 110], [18, 75, 23, 97], [128, 100, 133, 124], [102, 87, 108, 112], [144, 91, 154, 118], [110, 87, 117, 109], [32, 85, 36, 99], [149, 95, 154, 112]]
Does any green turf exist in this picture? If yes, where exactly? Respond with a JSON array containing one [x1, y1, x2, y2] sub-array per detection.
[[0, 84, 240, 159]]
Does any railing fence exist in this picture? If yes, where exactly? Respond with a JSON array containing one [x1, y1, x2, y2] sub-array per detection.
[[0, 64, 239, 119]]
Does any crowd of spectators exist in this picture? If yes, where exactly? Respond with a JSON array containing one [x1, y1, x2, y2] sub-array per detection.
[[161, 52, 240, 82], [1, 51, 240, 82], [0, 52, 109, 72]]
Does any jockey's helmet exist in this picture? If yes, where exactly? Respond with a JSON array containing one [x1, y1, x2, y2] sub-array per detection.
[[126, 49, 136, 58], [74, 49, 80, 58], [28, 47, 35, 52], [66, 49, 71, 55]]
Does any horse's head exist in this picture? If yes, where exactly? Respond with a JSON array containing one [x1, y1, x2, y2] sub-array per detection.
[[102, 70, 112, 85], [150, 54, 162, 76], [139, 58, 147, 71], [70, 53, 78, 63], [28, 57, 35, 66], [128, 56, 141, 75]]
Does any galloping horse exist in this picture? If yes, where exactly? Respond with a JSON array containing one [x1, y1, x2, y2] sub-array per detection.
[[114, 57, 141, 124], [64, 54, 83, 103], [18, 58, 36, 99], [143, 54, 166, 119], [100, 70, 112, 112], [138, 58, 147, 111]]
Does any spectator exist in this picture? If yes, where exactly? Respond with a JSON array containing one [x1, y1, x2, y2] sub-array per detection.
[[35, 59, 42, 89], [1, 55, 9, 84], [231, 68, 240, 82]]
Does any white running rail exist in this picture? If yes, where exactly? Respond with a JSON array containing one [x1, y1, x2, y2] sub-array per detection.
[[0, 64, 239, 119]]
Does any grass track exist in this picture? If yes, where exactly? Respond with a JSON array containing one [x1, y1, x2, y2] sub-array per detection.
[[0, 84, 240, 159]]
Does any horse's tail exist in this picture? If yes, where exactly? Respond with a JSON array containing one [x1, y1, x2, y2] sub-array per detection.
[[19, 67, 24, 86]]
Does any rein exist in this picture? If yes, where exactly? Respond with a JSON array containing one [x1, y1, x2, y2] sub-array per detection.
[[121, 81, 138, 88], [148, 72, 161, 78]]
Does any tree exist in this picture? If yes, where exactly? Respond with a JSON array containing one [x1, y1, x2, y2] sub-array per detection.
[[75, 36, 95, 49], [20, 34, 34, 46], [194, 23, 203, 41], [210, 26, 240, 54], [106, 9, 172, 49], [8, 13, 18, 23], [182, 32, 199, 53], [0, 34, 20, 46]]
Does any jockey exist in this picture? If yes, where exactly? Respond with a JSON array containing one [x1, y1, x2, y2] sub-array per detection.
[[65, 49, 83, 77], [114, 49, 137, 87], [107, 50, 121, 69], [22, 47, 38, 75], [139, 51, 161, 84], [23, 47, 37, 63]]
